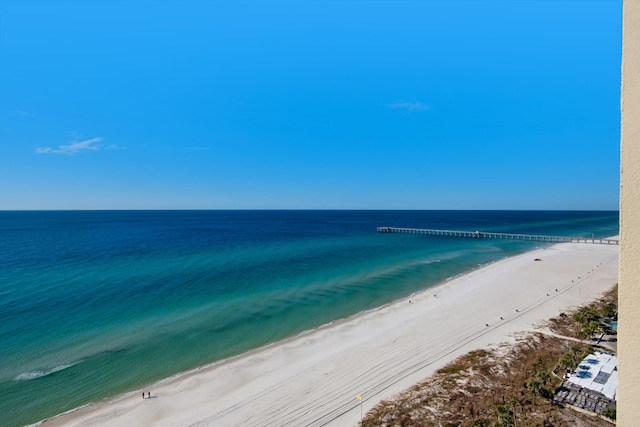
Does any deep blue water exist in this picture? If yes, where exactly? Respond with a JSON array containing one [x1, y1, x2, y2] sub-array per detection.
[[0, 210, 619, 426]]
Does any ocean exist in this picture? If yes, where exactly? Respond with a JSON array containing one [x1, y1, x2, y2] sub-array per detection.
[[0, 210, 619, 427]]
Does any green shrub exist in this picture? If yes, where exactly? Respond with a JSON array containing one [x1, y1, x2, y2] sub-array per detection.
[[437, 362, 469, 375], [601, 407, 616, 420], [540, 387, 554, 399]]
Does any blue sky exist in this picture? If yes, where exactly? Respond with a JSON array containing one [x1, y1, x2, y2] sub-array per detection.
[[0, 0, 621, 210]]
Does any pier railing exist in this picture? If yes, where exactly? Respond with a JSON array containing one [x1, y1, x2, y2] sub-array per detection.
[[376, 227, 619, 245]]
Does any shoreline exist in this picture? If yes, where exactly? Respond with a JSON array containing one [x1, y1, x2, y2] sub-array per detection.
[[39, 240, 619, 427]]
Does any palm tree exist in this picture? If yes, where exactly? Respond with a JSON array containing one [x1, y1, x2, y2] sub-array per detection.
[[602, 301, 617, 318], [573, 305, 599, 327], [560, 352, 575, 371], [537, 371, 551, 389], [527, 379, 542, 405], [570, 343, 582, 357], [509, 397, 519, 427], [589, 320, 604, 336]]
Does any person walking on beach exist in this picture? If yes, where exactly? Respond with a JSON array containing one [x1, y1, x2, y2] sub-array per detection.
[[148, 392, 151, 399], [142, 392, 145, 399]]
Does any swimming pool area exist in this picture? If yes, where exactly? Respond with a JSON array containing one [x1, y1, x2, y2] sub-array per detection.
[[600, 318, 618, 330]]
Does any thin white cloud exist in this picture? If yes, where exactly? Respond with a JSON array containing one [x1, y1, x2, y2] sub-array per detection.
[[14, 110, 35, 117], [387, 101, 429, 112], [36, 137, 106, 155]]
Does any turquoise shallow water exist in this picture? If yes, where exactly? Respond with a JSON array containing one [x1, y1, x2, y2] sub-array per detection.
[[0, 210, 618, 426]]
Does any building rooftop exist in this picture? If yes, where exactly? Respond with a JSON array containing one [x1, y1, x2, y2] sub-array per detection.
[[567, 352, 618, 400]]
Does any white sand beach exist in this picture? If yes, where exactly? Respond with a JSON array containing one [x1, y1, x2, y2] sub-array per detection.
[[41, 241, 619, 427]]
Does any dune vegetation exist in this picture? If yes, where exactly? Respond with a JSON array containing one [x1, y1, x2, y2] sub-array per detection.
[[362, 286, 618, 427]]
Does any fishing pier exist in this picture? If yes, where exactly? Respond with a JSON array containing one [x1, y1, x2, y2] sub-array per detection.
[[376, 227, 619, 245]]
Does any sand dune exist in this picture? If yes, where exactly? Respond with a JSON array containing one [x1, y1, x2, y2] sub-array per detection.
[[41, 241, 619, 427]]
